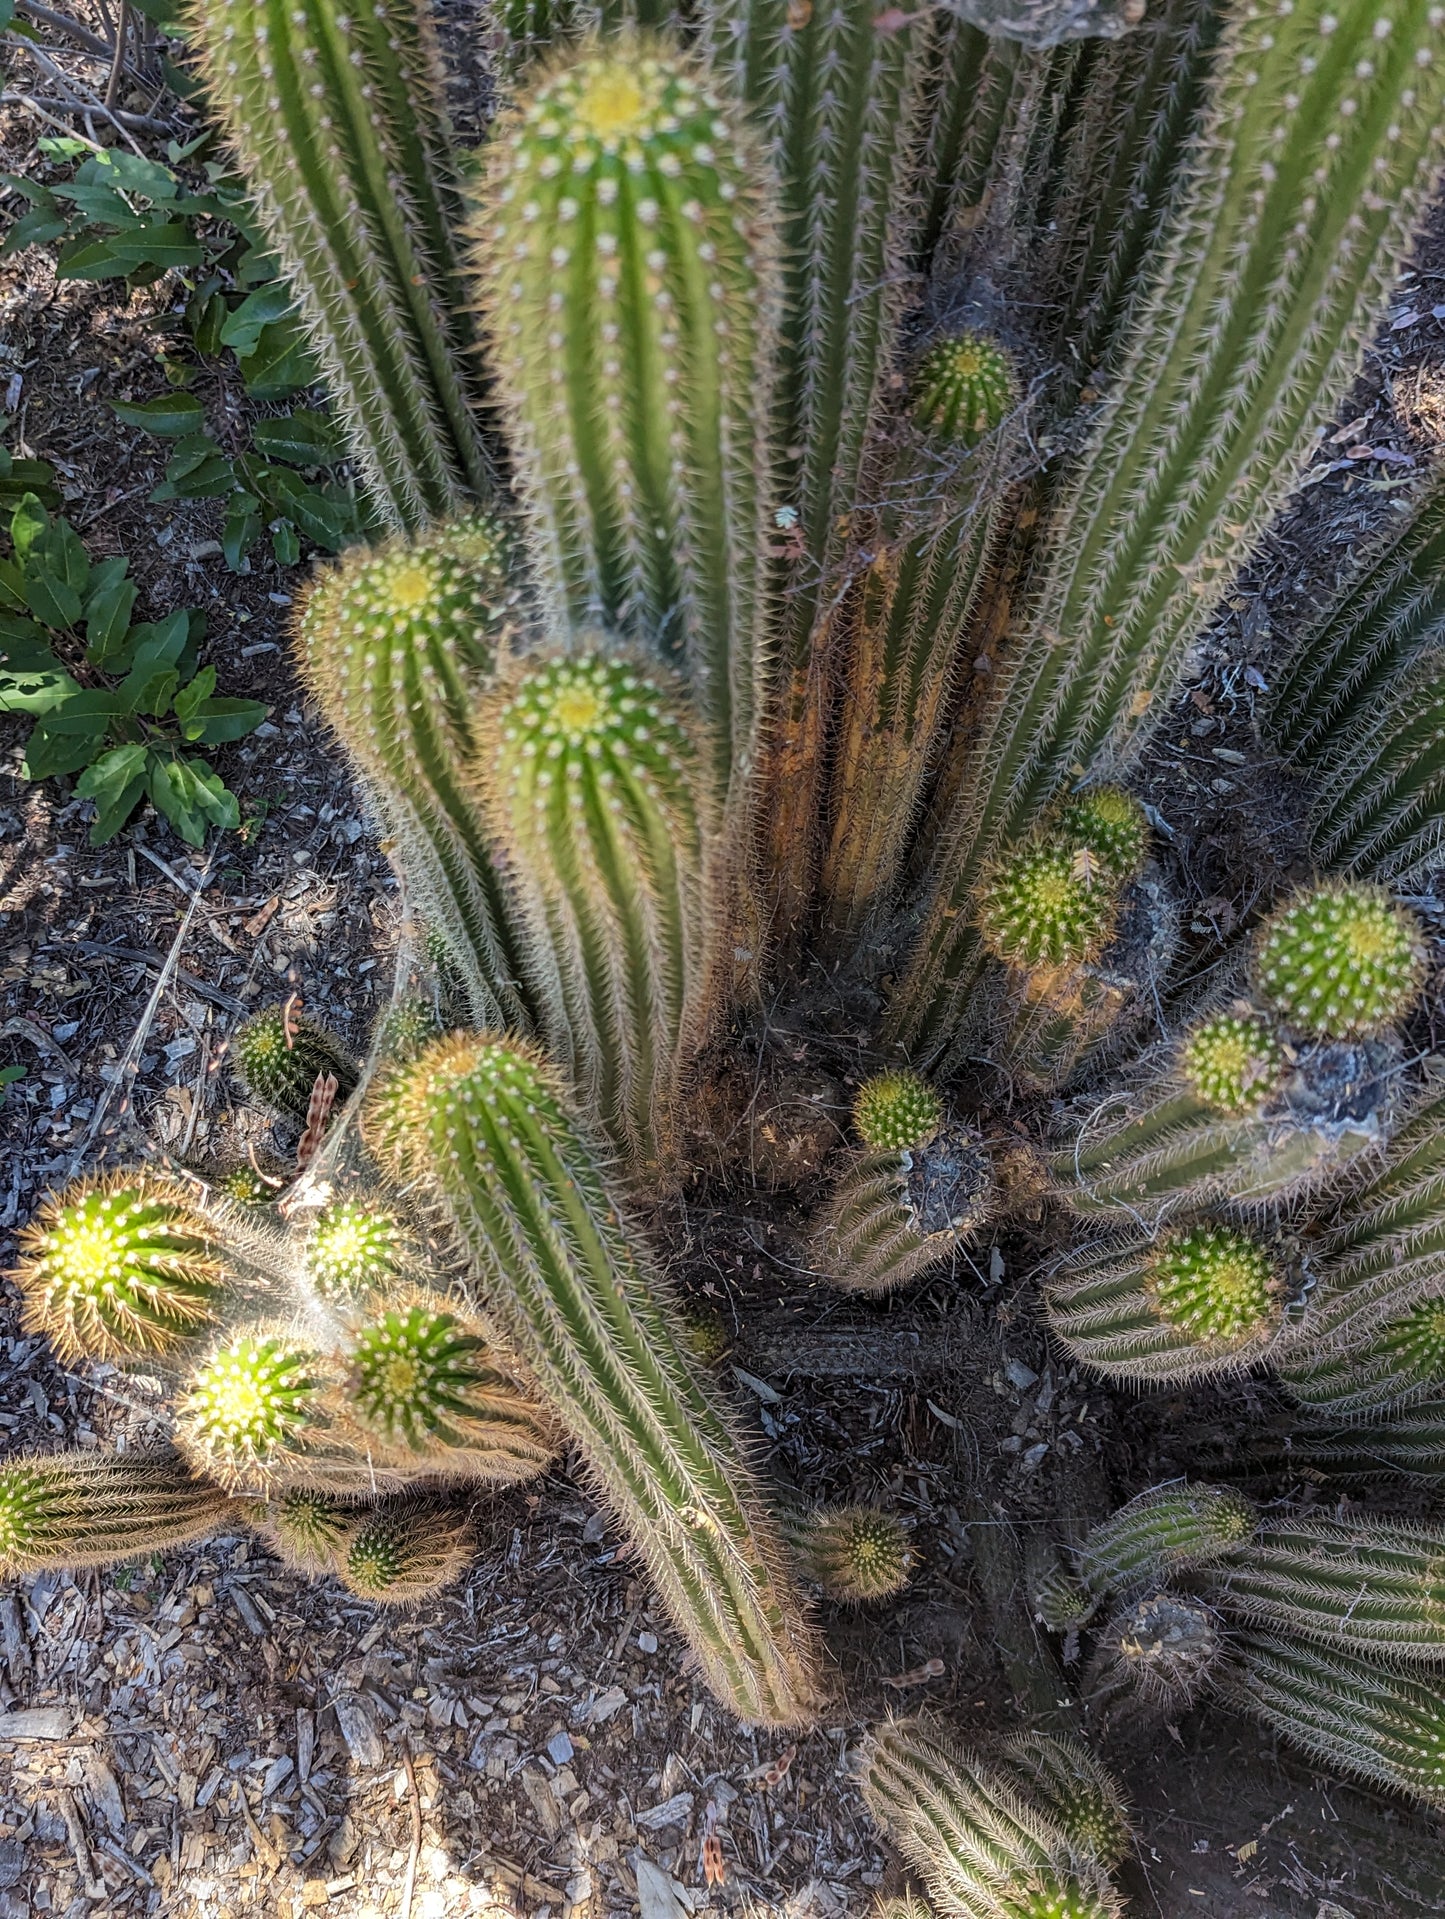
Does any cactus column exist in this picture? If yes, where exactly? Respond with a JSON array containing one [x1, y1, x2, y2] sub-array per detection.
[[890, 0, 1445, 1059], [368, 1034, 825, 1725], [473, 37, 777, 806], [190, 0, 493, 525]]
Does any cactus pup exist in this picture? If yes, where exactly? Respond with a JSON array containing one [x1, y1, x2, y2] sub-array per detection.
[[230, 1004, 359, 1126], [1070, 1484, 1259, 1605], [341, 1494, 477, 1604], [367, 1033, 825, 1725], [811, 1071, 994, 1296]]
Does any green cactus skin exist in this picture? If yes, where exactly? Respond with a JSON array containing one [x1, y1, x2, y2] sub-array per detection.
[[304, 1200, 403, 1298], [860, 1720, 1126, 1919], [915, 19, 1018, 266], [1053, 790, 1148, 887], [367, 1032, 825, 1725], [889, 0, 1445, 1062], [472, 38, 775, 804], [1070, 1485, 1259, 1602], [1268, 471, 1445, 762], [296, 518, 534, 1029], [343, 1294, 557, 1479], [1305, 643, 1445, 887], [993, 1732, 1134, 1872], [819, 474, 1002, 937], [14, 1172, 222, 1363], [1051, 1017, 1401, 1221], [176, 1331, 325, 1491], [248, 1485, 356, 1573], [853, 1071, 944, 1155], [1291, 1399, 1445, 1480], [0, 1450, 233, 1577], [231, 1006, 360, 1125], [1177, 1014, 1284, 1117], [1030, 1551, 1096, 1632], [189, 0, 492, 525], [1251, 883, 1426, 1039], [216, 1163, 286, 1206], [1086, 1589, 1222, 1711], [911, 334, 1019, 449], [1220, 1631, 1445, 1811], [341, 1494, 477, 1604], [1206, 1516, 1445, 1664], [873, 1897, 936, 1919], [703, 0, 928, 927], [791, 1505, 915, 1604], [978, 843, 1118, 970], [481, 651, 718, 1168], [1279, 1298, 1445, 1418], [1046, 1224, 1287, 1384], [812, 1124, 995, 1299]]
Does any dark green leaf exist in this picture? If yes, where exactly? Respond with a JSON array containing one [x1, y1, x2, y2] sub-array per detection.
[[172, 663, 217, 735], [10, 492, 48, 562], [236, 320, 319, 400], [271, 519, 300, 566], [24, 570, 82, 633], [0, 558, 25, 611], [24, 711, 112, 779], [37, 513, 89, 593], [59, 226, 205, 280], [250, 409, 341, 468], [109, 393, 205, 437], [189, 290, 229, 358], [218, 283, 296, 355], [0, 626, 75, 714], [0, 1065, 26, 1089], [189, 696, 268, 745], [84, 573, 139, 666], [221, 504, 261, 571], [77, 743, 150, 843], [0, 207, 67, 257]]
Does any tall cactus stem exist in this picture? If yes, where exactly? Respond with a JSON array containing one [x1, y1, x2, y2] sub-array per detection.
[[367, 1032, 826, 1725]]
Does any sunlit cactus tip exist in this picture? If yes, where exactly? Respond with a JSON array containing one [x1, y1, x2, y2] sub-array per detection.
[[304, 1200, 402, 1298], [231, 1004, 359, 1123], [1252, 883, 1426, 1038], [1179, 1013, 1285, 1115], [177, 1332, 323, 1488], [1144, 1225, 1286, 1352], [977, 842, 1116, 969], [853, 1071, 943, 1154], [345, 1299, 506, 1452], [14, 1172, 222, 1363], [911, 329, 1018, 448]]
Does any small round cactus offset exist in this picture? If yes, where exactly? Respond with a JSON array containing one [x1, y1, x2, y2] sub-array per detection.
[[377, 995, 446, 1065], [304, 1201, 401, 1298], [977, 843, 1117, 969], [216, 1164, 281, 1206], [911, 330, 1018, 447], [341, 1496, 476, 1604], [1055, 787, 1149, 884], [1143, 1225, 1285, 1350], [1252, 883, 1425, 1038], [345, 1301, 517, 1452], [230, 1004, 359, 1123], [802, 1505, 914, 1602], [177, 1333, 322, 1488], [1179, 1013, 1284, 1115], [852, 1070, 943, 1153], [15, 1173, 221, 1362], [251, 1486, 354, 1573]]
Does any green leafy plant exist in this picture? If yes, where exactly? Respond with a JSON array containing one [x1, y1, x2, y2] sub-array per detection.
[[0, 493, 267, 843]]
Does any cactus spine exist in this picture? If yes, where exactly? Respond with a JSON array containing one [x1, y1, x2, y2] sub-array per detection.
[[14, 1172, 222, 1363], [1291, 1399, 1445, 1480], [480, 651, 719, 1167], [1252, 883, 1425, 1038], [1046, 1224, 1287, 1384], [230, 1006, 360, 1124], [472, 36, 776, 802], [1086, 1589, 1222, 1710], [1305, 644, 1445, 887], [0, 1450, 233, 1576], [1267, 471, 1445, 761], [1278, 1298, 1445, 1418], [295, 519, 534, 1028], [991, 1733, 1133, 1872], [1207, 1516, 1445, 1664], [1220, 1631, 1445, 1810], [341, 1494, 477, 1603], [860, 1719, 1126, 1919], [189, 0, 492, 524], [250, 1486, 356, 1573], [367, 1033, 825, 1724], [1070, 1485, 1258, 1601], [890, 0, 1445, 1058]]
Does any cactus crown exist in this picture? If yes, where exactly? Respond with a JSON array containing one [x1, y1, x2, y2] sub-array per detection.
[[1179, 1013, 1285, 1116], [910, 330, 1018, 447], [258, 1486, 353, 1571], [180, 1334, 321, 1481], [853, 1070, 943, 1153], [977, 843, 1117, 969], [1383, 1299, 1445, 1382], [493, 651, 698, 790], [378, 996, 446, 1064], [1055, 788, 1149, 886], [298, 514, 525, 671], [1253, 883, 1425, 1038], [806, 1506, 914, 1603], [1143, 1226, 1285, 1349], [15, 1174, 221, 1362], [304, 1201, 401, 1298], [0, 1458, 57, 1565], [217, 1165, 278, 1206], [346, 1302, 497, 1449]]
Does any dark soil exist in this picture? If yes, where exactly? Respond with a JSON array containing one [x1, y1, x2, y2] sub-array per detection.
[[1, 14, 1445, 1919]]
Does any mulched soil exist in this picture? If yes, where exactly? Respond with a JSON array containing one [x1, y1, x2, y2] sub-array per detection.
[[2, 16, 1445, 1919]]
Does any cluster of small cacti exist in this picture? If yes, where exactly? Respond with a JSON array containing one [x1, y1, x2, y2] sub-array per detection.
[[8, 0, 1445, 1855]]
